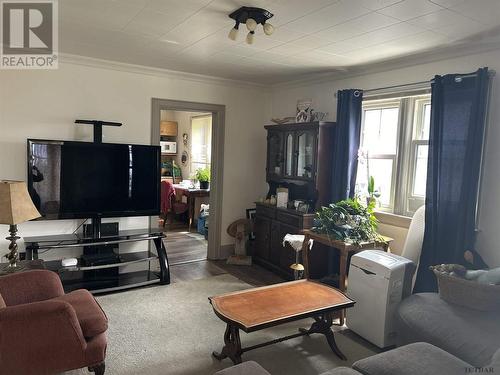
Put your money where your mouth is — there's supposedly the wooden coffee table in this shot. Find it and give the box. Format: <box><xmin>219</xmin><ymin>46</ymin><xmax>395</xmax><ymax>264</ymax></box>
<box><xmin>209</xmin><ymin>279</ymin><xmax>355</xmax><ymax>364</ymax></box>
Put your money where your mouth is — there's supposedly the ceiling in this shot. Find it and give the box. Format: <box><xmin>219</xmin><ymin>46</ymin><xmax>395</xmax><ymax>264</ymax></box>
<box><xmin>60</xmin><ymin>0</ymin><xmax>500</xmax><ymax>84</ymax></box>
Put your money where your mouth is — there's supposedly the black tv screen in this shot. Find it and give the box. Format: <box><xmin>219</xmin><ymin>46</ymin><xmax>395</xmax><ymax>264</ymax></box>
<box><xmin>27</xmin><ymin>139</ymin><xmax>161</xmax><ymax>219</ymax></box>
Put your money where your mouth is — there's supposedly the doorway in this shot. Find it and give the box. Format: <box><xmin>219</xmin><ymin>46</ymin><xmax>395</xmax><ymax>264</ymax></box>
<box><xmin>151</xmin><ymin>99</ymin><xmax>225</xmax><ymax>261</ymax></box>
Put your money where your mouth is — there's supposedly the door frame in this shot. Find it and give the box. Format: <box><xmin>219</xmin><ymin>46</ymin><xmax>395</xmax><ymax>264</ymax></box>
<box><xmin>151</xmin><ymin>98</ymin><xmax>225</xmax><ymax>260</ymax></box>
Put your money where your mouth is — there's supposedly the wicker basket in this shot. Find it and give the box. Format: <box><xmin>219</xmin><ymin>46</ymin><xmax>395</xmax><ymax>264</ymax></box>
<box><xmin>431</xmin><ymin>265</ymin><xmax>500</xmax><ymax>312</ymax></box>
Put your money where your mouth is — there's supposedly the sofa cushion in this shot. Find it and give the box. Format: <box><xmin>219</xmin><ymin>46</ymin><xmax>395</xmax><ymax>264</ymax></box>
<box><xmin>396</xmin><ymin>293</ymin><xmax>500</xmax><ymax>367</ymax></box>
<box><xmin>55</xmin><ymin>289</ymin><xmax>108</xmax><ymax>338</ymax></box>
<box><xmin>353</xmin><ymin>342</ymin><xmax>469</xmax><ymax>375</ymax></box>
<box><xmin>214</xmin><ymin>361</ymin><xmax>270</xmax><ymax>375</ymax></box>
<box><xmin>490</xmin><ymin>348</ymin><xmax>500</xmax><ymax>369</ymax></box>
<box><xmin>320</xmin><ymin>367</ymin><xmax>361</xmax><ymax>375</ymax></box>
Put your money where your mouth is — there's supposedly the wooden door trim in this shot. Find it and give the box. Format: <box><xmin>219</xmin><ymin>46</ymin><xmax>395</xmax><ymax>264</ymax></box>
<box><xmin>151</xmin><ymin>98</ymin><xmax>225</xmax><ymax>260</ymax></box>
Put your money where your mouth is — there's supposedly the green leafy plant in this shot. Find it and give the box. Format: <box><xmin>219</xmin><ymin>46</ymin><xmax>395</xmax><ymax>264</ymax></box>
<box><xmin>195</xmin><ymin>168</ymin><xmax>210</xmax><ymax>182</ymax></box>
<box><xmin>313</xmin><ymin>198</ymin><xmax>380</xmax><ymax>245</ymax></box>
<box><xmin>366</xmin><ymin>175</ymin><xmax>381</xmax><ymax>212</ymax></box>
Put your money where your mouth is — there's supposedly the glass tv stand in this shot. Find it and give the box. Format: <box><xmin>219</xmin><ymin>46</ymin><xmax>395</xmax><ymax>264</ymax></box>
<box><xmin>23</xmin><ymin>228</ymin><xmax>170</xmax><ymax>294</ymax></box>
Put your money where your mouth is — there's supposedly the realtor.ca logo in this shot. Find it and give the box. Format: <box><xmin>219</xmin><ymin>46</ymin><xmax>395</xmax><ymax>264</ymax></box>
<box><xmin>1</xmin><ymin>0</ymin><xmax>58</xmax><ymax>69</ymax></box>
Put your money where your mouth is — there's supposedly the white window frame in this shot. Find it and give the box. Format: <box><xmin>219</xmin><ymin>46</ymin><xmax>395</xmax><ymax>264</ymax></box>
<box><xmin>406</xmin><ymin>98</ymin><xmax>431</xmax><ymax>213</ymax></box>
<box><xmin>360</xmin><ymin>93</ymin><xmax>431</xmax><ymax>217</ymax></box>
<box><xmin>190</xmin><ymin>114</ymin><xmax>212</xmax><ymax>173</ymax></box>
<box><xmin>360</xmin><ymin>99</ymin><xmax>401</xmax><ymax>211</ymax></box>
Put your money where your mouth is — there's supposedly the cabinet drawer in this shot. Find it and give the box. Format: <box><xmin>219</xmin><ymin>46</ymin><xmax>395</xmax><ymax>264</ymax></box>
<box><xmin>276</xmin><ymin>211</ymin><xmax>302</xmax><ymax>228</ymax></box>
<box><xmin>160</xmin><ymin>121</ymin><xmax>178</xmax><ymax>136</ymax></box>
<box><xmin>254</xmin><ymin>216</ymin><xmax>271</xmax><ymax>261</ymax></box>
<box><xmin>256</xmin><ymin>205</ymin><xmax>276</xmax><ymax>219</ymax></box>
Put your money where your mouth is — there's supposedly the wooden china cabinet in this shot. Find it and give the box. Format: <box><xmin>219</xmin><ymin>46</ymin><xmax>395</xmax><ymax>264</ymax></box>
<box><xmin>253</xmin><ymin>121</ymin><xmax>335</xmax><ymax>279</ymax></box>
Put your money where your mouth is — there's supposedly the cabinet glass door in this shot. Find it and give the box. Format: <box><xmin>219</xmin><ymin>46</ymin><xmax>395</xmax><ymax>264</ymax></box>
<box><xmin>267</xmin><ymin>131</ymin><xmax>284</xmax><ymax>179</ymax></box>
<box><xmin>296</xmin><ymin>131</ymin><xmax>315</xmax><ymax>179</ymax></box>
<box><xmin>284</xmin><ymin>133</ymin><xmax>294</xmax><ymax>177</ymax></box>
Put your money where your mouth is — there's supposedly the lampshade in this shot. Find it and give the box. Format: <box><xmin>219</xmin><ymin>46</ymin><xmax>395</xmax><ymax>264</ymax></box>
<box><xmin>0</xmin><ymin>181</ymin><xmax>40</xmax><ymax>225</ymax></box>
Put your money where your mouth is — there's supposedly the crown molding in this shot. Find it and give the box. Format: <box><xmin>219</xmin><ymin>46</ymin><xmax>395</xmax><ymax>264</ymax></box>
<box><xmin>271</xmin><ymin>40</ymin><xmax>500</xmax><ymax>90</ymax></box>
<box><xmin>59</xmin><ymin>53</ymin><xmax>271</xmax><ymax>91</ymax></box>
<box><xmin>57</xmin><ymin>37</ymin><xmax>500</xmax><ymax>93</ymax></box>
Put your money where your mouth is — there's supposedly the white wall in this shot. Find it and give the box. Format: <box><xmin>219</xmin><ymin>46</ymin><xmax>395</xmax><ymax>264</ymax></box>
<box><xmin>271</xmin><ymin>48</ymin><xmax>500</xmax><ymax>267</ymax></box>
<box><xmin>0</xmin><ymin>57</ymin><xmax>270</xmax><ymax>260</ymax></box>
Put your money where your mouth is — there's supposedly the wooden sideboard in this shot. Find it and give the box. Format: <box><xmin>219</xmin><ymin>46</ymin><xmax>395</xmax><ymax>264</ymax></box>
<box><xmin>253</xmin><ymin>203</ymin><xmax>328</xmax><ymax>279</ymax></box>
<box><xmin>253</xmin><ymin>121</ymin><xmax>335</xmax><ymax>279</ymax></box>
<box><xmin>265</xmin><ymin>121</ymin><xmax>335</xmax><ymax>208</ymax></box>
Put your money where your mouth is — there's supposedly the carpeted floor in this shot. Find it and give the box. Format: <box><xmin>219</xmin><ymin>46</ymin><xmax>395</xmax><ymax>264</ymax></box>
<box><xmin>67</xmin><ymin>274</ymin><xmax>377</xmax><ymax>375</ymax></box>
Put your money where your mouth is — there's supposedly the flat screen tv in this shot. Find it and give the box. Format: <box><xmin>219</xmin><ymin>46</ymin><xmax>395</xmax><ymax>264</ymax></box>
<box><xmin>27</xmin><ymin>139</ymin><xmax>161</xmax><ymax>220</ymax></box>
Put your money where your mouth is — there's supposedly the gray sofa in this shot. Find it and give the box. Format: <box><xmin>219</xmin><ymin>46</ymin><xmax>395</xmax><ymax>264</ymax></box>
<box><xmin>327</xmin><ymin>342</ymin><xmax>475</xmax><ymax>375</ymax></box>
<box><xmin>215</xmin><ymin>342</ymin><xmax>490</xmax><ymax>375</ymax></box>
<box><xmin>396</xmin><ymin>292</ymin><xmax>500</xmax><ymax>367</ymax></box>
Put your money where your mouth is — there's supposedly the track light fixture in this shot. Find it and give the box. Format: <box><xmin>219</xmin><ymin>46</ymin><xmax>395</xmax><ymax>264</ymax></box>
<box><xmin>228</xmin><ymin>6</ymin><xmax>274</xmax><ymax>44</ymax></box>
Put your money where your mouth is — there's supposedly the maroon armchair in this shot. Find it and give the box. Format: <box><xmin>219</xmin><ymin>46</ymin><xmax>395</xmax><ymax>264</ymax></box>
<box><xmin>0</xmin><ymin>270</ymin><xmax>108</xmax><ymax>375</ymax></box>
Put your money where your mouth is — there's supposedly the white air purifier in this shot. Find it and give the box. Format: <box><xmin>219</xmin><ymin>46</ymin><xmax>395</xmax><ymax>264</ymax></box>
<box><xmin>346</xmin><ymin>250</ymin><xmax>416</xmax><ymax>348</ymax></box>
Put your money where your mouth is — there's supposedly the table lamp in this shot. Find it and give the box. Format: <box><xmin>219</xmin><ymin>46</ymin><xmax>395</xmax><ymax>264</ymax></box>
<box><xmin>0</xmin><ymin>181</ymin><xmax>41</xmax><ymax>272</ymax></box>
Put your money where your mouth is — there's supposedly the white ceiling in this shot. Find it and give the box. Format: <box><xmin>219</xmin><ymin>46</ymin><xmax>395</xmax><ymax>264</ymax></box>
<box><xmin>60</xmin><ymin>0</ymin><xmax>500</xmax><ymax>84</ymax></box>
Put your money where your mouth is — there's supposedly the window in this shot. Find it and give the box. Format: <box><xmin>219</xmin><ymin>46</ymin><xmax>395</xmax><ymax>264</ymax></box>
<box><xmin>190</xmin><ymin>115</ymin><xmax>212</xmax><ymax>173</ymax></box>
<box><xmin>356</xmin><ymin>93</ymin><xmax>431</xmax><ymax>216</ymax></box>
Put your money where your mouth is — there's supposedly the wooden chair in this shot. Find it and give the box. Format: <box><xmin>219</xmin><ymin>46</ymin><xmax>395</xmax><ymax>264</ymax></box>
<box><xmin>160</xmin><ymin>180</ymin><xmax>188</xmax><ymax>228</ymax></box>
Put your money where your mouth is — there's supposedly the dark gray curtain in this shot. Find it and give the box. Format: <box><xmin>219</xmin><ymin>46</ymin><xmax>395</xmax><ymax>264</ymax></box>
<box><xmin>331</xmin><ymin>89</ymin><xmax>363</xmax><ymax>202</ymax></box>
<box><xmin>414</xmin><ymin>67</ymin><xmax>490</xmax><ymax>292</ymax></box>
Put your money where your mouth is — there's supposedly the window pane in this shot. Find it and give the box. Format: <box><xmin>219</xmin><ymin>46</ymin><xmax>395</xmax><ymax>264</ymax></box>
<box><xmin>368</xmin><ymin>158</ymin><xmax>394</xmax><ymax>207</ymax></box>
<box><xmin>191</xmin><ymin>162</ymin><xmax>210</xmax><ymax>172</ymax></box>
<box><xmin>191</xmin><ymin>116</ymin><xmax>212</xmax><ymax>173</ymax></box>
<box><xmin>413</xmin><ymin>145</ymin><xmax>428</xmax><ymax>196</ymax></box>
<box><xmin>362</xmin><ymin>107</ymin><xmax>399</xmax><ymax>154</ymax></box>
<box><xmin>422</xmin><ymin>104</ymin><xmax>431</xmax><ymax>139</ymax></box>
<box><xmin>414</xmin><ymin>102</ymin><xmax>431</xmax><ymax>141</ymax></box>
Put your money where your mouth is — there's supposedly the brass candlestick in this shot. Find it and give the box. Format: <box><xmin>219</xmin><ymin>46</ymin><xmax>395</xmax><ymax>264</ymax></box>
<box><xmin>5</xmin><ymin>224</ymin><xmax>20</xmax><ymax>270</ymax></box>
<box><xmin>0</xmin><ymin>181</ymin><xmax>41</xmax><ymax>274</ymax></box>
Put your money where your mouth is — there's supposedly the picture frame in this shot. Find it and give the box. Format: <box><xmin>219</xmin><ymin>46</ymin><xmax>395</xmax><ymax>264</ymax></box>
<box><xmin>246</xmin><ymin>208</ymin><xmax>256</xmax><ymax>240</ymax></box>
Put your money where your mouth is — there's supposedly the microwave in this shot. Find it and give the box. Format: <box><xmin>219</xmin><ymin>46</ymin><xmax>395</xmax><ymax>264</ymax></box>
<box><xmin>160</xmin><ymin>141</ymin><xmax>177</xmax><ymax>154</ymax></box>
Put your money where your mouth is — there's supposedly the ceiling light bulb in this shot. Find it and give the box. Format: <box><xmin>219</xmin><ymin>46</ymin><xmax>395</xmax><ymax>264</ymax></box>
<box><xmin>228</xmin><ymin>26</ymin><xmax>239</xmax><ymax>41</ymax></box>
<box><xmin>246</xmin><ymin>31</ymin><xmax>255</xmax><ymax>45</ymax></box>
<box><xmin>263</xmin><ymin>22</ymin><xmax>274</xmax><ymax>36</ymax></box>
<box><xmin>246</xmin><ymin>18</ymin><xmax>257</xmax><ymax>32</ymax></box>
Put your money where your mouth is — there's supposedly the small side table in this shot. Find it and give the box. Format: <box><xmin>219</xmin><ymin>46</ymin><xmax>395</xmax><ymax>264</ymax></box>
<box><xmin>173</xmin><ymin>185</ymin><xmax>210</xmax><ymax>231</ymax></box>
<box><xmin>0</xmin><ymin>259</ymin><xmax>45</xmax><ymax>275</ymax></box>
<box><xmin>300</xmin><ymin>230</ymin><xmax>393</xmax><ymax>325</ymax></box>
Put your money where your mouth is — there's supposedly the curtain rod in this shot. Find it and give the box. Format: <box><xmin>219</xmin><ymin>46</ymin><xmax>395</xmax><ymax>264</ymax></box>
<box><xmin>334</xmin><ymin>70</ymin><xmax>496</xmax><ymax>98</ymax></box>
<box><xmin>363</xmin><ymin>80</ymin><xmax>429</xmax><ymax>95</ymax></box>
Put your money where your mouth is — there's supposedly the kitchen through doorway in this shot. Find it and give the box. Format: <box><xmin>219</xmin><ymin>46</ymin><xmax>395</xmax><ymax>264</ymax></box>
<box><xmin>158</xmin><ymin>110</ymin><xmax>212</xmax><ymax>264</ymax></box>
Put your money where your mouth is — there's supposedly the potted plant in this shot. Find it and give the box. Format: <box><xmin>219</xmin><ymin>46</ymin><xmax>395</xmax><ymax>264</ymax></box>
<box><xmin>367</xmin><ymin>176</ymin><xmax>381</xmax><ymax>210</ymax></box>
<box><xmin>312</xmin><ymin>198</ymin><xmax>380</xmax><ymax>245</ymax></box>
<box><xmin>196</xmin><ymin>167</ymin><xmax>210</xmax><ymax>190</ymax></box>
